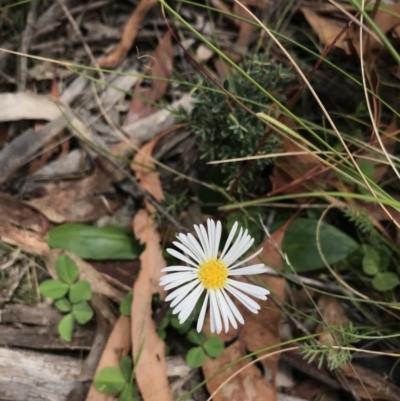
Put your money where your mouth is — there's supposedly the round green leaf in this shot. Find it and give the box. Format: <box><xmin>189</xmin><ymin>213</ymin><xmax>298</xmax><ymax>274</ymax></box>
<box><xmin>55</xmin><ymin>255</ymin><xmax>79</xmax><ymax>284</ymax></box>
<box><xmin>203</xmin><ymin>336</ymin><xmax>224</xmax><ymax>358</ymax></box>
<box><xmin>282</xmin><ymin>218</ymin><xmax>359</xmax><ymax>272</ymax></box>
<box><xmin>58</xmin><ymin>313</ymin><xmax>75</xmax><ymax>342</ymax></box>
<box><xmin>362</xmin><ymin>245</ymin><xmax>380</xmax><ymax>276</ymax></box>
<box><xmin>72</xmin><ymin>301</ymin><xmax>94</xmax><ymax>324</ymax></box>
<box><xmin>119</xmin><ymin>383</ymin><xmax>139</xmax><ymax>401</ymax></box>
<box><xmin>69</xmin><ymin>280</ymin><xmax>92</xmax><ymax>303</ymax></box>
<box><xmin>94</xmin><ymin>367</ymin><xmax>126</xmax><ymax>394</ymax></box>
<box><xmin>157</xmin><ymin>328</ymin><xmax>166</xmax><ymax>340</ymax></box>
<box><xmin>39</xmin><ymin>279</ymin><xmax>69</xmax><ymax>299</ymax></box>
<box><xmin>187</xmin><ymin>329</ymin><xmax>206</xmax><ymax>345</ymax></box>
<box><xmin>119</xmin><ymin>355</ymin><xmax>132</xmax><ymax>382</ymax></box>
<box><xmin>186</xmin><ymin>347</ymin><xmax>206</xmax><ymax>368</ymax></box>
<box><xmin>372</xmin><ymin>272</ymin><xmax>400</xmax><ymax>292</ymax></box>
<box><xmin>47</xmin><ymin>223</ymin><xmax>144</xmax><ymax>260</ymax></box>
<box><xmin>55</xmin><ymin>297</ymin><xmax>72</xmax><ymax>312</ymax></box>
<box><xmin>158</xmin><ymin>314</ymin><xmax>170</xmax><ymax>330</ymax></box>
<box><xmin>119</xmin><ymin>291</ymin><xmax>133</xmax><ymax>316</ymax></box>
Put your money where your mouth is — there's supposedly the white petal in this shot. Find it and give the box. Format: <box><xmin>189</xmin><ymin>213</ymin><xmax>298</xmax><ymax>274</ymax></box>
<box><xmin>173</xmin><ymin>282</ymin><xmax>203</xmax><ymax>315</ymax></box>
<box><xmin>210</xmin><ymin>291</ymin><xmax>222</xmax><ymax>334</ymax></box>
<box><xmin>221</xmin><ymin>227</ymin><xmax>245</xmax><ymax>265</ymax></box>
<box><xmin>220</xmin><ymin>221</ymin><xmax>238</xmax><ymax>259</ymax></box>
<box><xmin>221</xmin><ymin>288</ymin><xmax>244</xmax><ymax>324</ymax></box>
<box><xmin>167</xmin><ymin>280</ymin><xmax>200</xmax><ymax>306</ymax></box>
<box><xmin>164</xmin><ymin>275</ymin><xmax>196</xmax><ymax>291</ymax></box>
<box><xmin>178</xmin><ymin>284</ymin><xmax>204</xmax><ymax>323</ymax></box>
<box><xmin>161</xmin><ymin>266</ymin><xmax>197</xmax><ymax>273</ymax></box>
<box><xmin>225</xmin><ymin>284</ymin><xmax>260</xmax><ymax>313</ymax></box>
<box><xmin>209</xmin><ymin>293</ymin><xmax>216</xmax><ymax>333</ymax></box>
<box><xmin>223</xmin><ymin>236</ymin><xmax>254</xmax><ymax>267</ymax></box>
<box><xmin>167</xmin><ymin>248</ymin><xmax>198</xmax><ymax>267</ymax></box>
<box><xmin>178</xmin><ymin>233</ymin><xmax>206</xmax><ymax>262</ymax></box>
<box><xmin>227</xmin><ymin>278</ymin><xmax>269</xmax><ymax>299</ymax></box>
<box><xmin>173</xmin><ymin>241</ymin><xmax>201</xmax><ymax>264</ymax></box>
<box><xmin>214</xmin><ymin>221</ymin><xmax>222</xmax><ymax>259</ymax></box>
<box><xmin>160</xmin><ymin>272</ymin><xmax>196</xmax><ymax>285</ymax></box>
<box><xmin>207</xmin><ymin>219</ymin><xmax>215</xmax><ymax>258</ymax></box>
<box><xmin>229</xmin><ymin>248</ymin><xmax>263</xmax><ymax>269</ymax></box>
<box><xmin>200</xmin><ymin>223</ymin><xmax>212</xmax><ymax>259</ymax></box>
<box><xmin>194</xmin><ymin>224</ymin><xmax>209</xmax><ymax>260</ymax></box>
<box><xmin>227</xmin><ymin>265</ymin><xmax>268</xmax><ymax>276</ymax></box>
<box><xmin>216</xmin><ymin>289</ymin><xmax>236</xmax><ymax>332</ymax></box>
<box><xmin>197</xmin><ymin>291</ymin><xmax>209</xmax><ymax>332</ymax></box>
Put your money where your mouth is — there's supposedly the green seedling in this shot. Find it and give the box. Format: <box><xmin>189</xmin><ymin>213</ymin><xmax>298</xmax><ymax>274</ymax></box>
<box><xmin>39</xmin><ymin>255</ymin><xmax>94</xmax><ymax>342</ymax></box>
<box><xmin>94</xmin><ymin>355</ymin><xmax>139</xmax><ymax>401</ymax></box>
<box><xmin>185</xmin><ymin>329</ymin><xmax>225</xmax><ymax>368</ymax></box>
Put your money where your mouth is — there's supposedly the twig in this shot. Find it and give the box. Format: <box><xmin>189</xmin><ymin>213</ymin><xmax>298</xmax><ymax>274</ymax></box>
<box><xmin>18</xmin><ymin>0</ymin><xmax>38</xmax><ymax>91</ymax></box>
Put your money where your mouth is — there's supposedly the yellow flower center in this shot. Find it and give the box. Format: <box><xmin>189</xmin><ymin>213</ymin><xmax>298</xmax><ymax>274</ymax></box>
<box><xmin>198</xmin><ymin>259</ymin><xmax>228</xmax><ymax>290</ymax></box>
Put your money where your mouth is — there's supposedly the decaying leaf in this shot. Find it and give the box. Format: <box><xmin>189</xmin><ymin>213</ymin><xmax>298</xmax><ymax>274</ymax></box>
<box><xmin>301</xmin><ymin>7</ymin><xmax>351</xmax><ymax>54</ymax></box>
<box><xmin>85</xmin><ymin>315</ymin><xmax>131</xmax><ymax>401</ymax></box>
<box><xmin>131</xmin><ymin>209</ymin><xmax>172</xmax><ymax>401</ymax></box>
<box><xmin>125</xmin><ymin>31</ymin><xmax>174</xmax><ymax>126</ymax></box>
<box><xmin>202</xmin><ymin>341</ymin><xmax>273</xmax><ymax>401</ymax></box>
<box><xmin>131</xmin><ymin>133</ymin><xmax>165</xmax><ymax>206</ymax></box>
<box><xmin>25</xmin><ymin>165</ymin><xmax>121</xmax><ymax>223</ymax></box>
<box><xmin>99</xmin><ymin>0</ymin><xmax>158</xmax><ymax>68</ymax></box>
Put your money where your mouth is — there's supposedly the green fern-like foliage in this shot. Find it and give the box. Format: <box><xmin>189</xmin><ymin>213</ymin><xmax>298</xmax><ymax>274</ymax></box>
<box><xmin>189</xmin><ymin>56</ymin><xmax>293</xmax><ymax>190</ymax></box>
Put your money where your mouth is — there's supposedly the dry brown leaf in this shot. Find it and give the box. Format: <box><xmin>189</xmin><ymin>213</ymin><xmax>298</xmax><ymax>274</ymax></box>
<box><xmin>203</xmin><ymin>340</ymin><xmax>272</xmax><ymax>401</ymax></box>
<box><xmin>0</xmin><ymin>220</ymin><xmax>49</xmax><ymax>255</ymax></box>
<box><xmin>45</xmin><ymin>249</ymin><xmax>125</xmax><ymax>303</ymax></box>
<box><xmin>85</xmin><ymin>315</ymin><xmax>131</xmax><ymax>401</ymax></box>
<box><xmin>124</xmin><ymin>31</ymin><xmax>174</xmax><ymax>125</ymax></box>
<box><xmin>131</xmin><ymin>209</ymin><xmax>172</xmax><ymax>401</ymax></box>
<box><xmin>131</xmin><ymin>134</ymin><xmax>165</xmax><ymax>206</ymax></box>
<box><xmin>25</xmin><ymin>165</ymin><xmax>120</xmax><ymax>223</ymax></box>
<box><xmin>373</xmin><ymin>4</ymin><xmax>400</xmax><ymax>46</ymax></box>
<box><xmin>99</xmin><ymin>0</ymin><xmax>158</xmax><ymax>69</ymax></box>
<box><xmin>238</xmin><ymin>219</ymin><xmax>290</xmax><ymax>401</ymax></box>
<box><xmin>301</xmin><ymin>7</ymin><xmax>351</xmax><ymax>54</ymax></box>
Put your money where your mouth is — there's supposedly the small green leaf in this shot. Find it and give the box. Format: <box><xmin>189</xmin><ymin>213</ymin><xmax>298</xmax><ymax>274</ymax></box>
<box><xmin>372</xmin><ymin>272</ymin><xmax>400</xmax><ymax>292</ymax></box>
<box><xmin>94</xmin><ymin>367</ymin><xmax>126</xmax><ymax>394</ymax></box>
<box><xmin>157</xmin><ymin>328</ymin><xmax>166</xmax><ymax>340</ymax></box>
<box><xmin>119</xmin><ymin>355</ymin><xmax>132</xmax><ymax>383</ymax></box>
<box><xmin>362</xmin><ymin>245</ymin><xmax>380</xmax><ymax>276</ymax></box>
<box><xmin>203</xmin><ymin>337</ymin><xmax>224</xmax><ymax>358</ymax></box>
<box><xmin>187</xmin><ymin>329</ymin><xmax>206</xmax><ymax>345</ymax></box>
<box><xmin>47</xmin><ymin>223</ymin><xmax>144</xmax><ymax>260</ymax></box>
<box><xmin>119</xmin><ymin>383</ymin><xmax>139</xmax><ymax>401</ymax></box>
<box><xmin>158</xmin><ymin>314</ymin><xmax>170</xmax><ymax>330</ymax></box>
<box><xmin>55</xmin><ymin>297</ymin><xmax>72</xmax><ymax>312</ymax></box>
<box><xmin>69</xmin><ymin>280</ymin><xmax>92</xmax><ymax>303</ymax></box>
<box><xmin>39</xmin><ymin>279</ymin><xmax>69</xmax><ymax>299</ymax></box>
<box><xmin>55</xmin><ymin>255</ymin><xmax>79</xmax><ymax>284</ymax></box>
<box><xmin>282</xmin><ymin>218</ymin><xmax>359</xmax><ymax>272</ymax></box>
<box><xmin>120</xmin><ymin>291</ymin><xmax>133</xmax><ymax>316</ymax></box>
<box><xmin>171</xmin><ymin>315</ymin><xmax>191</xmax><ymax>334</ymax></box>
<box><xmin>72</xmin><ymin>301</ymin><xmax>94</xmax><ymax>324</ymax></box>
<box><xmin>186</xmin><ymin>347</ymin><xmax>206</xmax><ymax>368</ymax></box>
<box><xmin>58</xmin><ymin>313</ymin><xmax>75</xmax><ymax>342</ymax></box>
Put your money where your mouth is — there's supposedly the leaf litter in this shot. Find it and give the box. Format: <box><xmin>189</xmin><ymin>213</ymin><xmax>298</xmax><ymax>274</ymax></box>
<box><xmin>1</xmin><ymin>1</ymin><xmax>400</xmax><ymax>401</ymax></box>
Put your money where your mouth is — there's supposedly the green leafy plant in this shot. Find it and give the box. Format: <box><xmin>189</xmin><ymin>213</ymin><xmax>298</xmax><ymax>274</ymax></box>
<box><xmin>185</xmin><ymin>329</ymin><xmax>225</xmax><ymax>368</ymax></box>
<box><xmin>94</xmin><ymin>355</ymin><xmax>139</xmax><ymax>401</ymax></box>
<box><xmin>39</xmin><ymin>255</ymin><xmax>94</xmax><ymax>342</ymax></box>
<box><xmin>47</xmin><ymin>224</ymin><xmax>144</xmax><ymax>260</ymax></box>
<box><xmin>188</xmin><ymin>55</ymin><xmax>292</xmax><ymax>190</ymax></box>
<box><xmin>120</xmin><ymin>291</ymin><xmax>133</xmax><ymax>316</ymax></box>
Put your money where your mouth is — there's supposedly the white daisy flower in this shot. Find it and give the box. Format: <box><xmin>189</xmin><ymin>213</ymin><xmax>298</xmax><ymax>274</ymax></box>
<box><xmin>160</xmin><ymin>219</ymin><xmax>270</xmax><ymax>334</ymax></box>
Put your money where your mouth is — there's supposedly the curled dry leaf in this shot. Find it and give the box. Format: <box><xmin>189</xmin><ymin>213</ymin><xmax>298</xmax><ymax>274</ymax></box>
<box><xmin>124</xmin><ymin>31</ymin><xmax>174</xmax><ymax>126</ymax></box>
<box><xmin>301</xmin><ymin>7</ymin><xmax>351</xmax><ymax>54</ymax></box>
<box><xmin>25</xmin><ymin>165</ymin><xmax>120</xmax><ymax>223</ymax></box>
<box><xmin>202</xmin><ymin>341</ymin><xmax>273</xmax><ymax>401</ymax></box>
<box><xmin>99</xmin><ymin>0</ymin><xmax>158</xmax><ymax>69</ymax></box>
<box><xmin>85</xmin><ymin>315</ymin><xmax>131</xmax><ymax>401</ymax></box>
<box><xmin>131</xmin><ymin>209</ymin><xmax>172</xmax><ymax>401</ymax></box>
<box><xmin>0</xmin><ymin>193</ymin><xmax>50</xmax><ymax>255</ymax></box>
